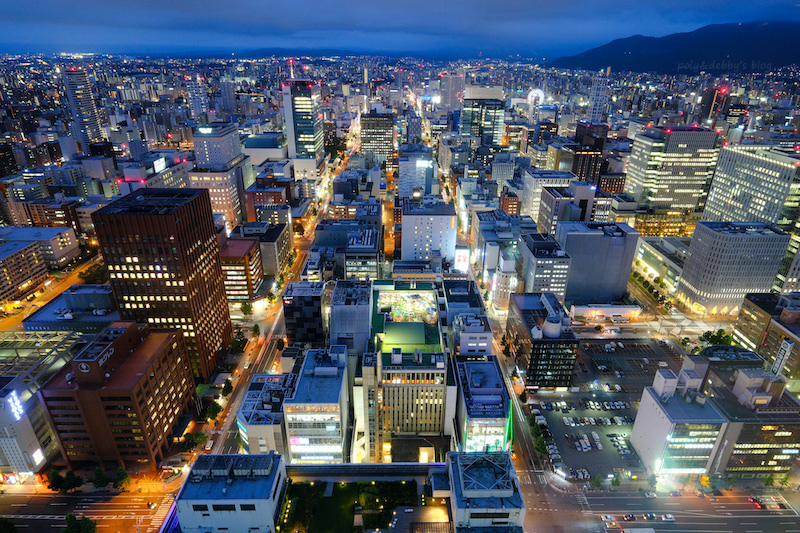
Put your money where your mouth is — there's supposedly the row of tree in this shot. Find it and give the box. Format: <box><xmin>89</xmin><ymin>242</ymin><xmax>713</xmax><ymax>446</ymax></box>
<box><xmin>48</xmin><ymin>467</ymin><xmax>131</xmax><ymax>492</ymax></box>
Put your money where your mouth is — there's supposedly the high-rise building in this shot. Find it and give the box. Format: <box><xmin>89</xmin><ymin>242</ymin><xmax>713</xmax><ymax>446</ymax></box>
<box><xmin>506</xmin><ymin>293</ymin><xmax>578</xmax><ymax>390</ymax></box>
<box><xmin>699</xmin><ymin>86</ymin><xmax>731</xmax><ymax>123</ymax></box>
<box><xmin>625</xmin><ymin>125</ymin><xmax>719</xmax><ymax>213</ymax></box>
<box><xmin>186</xmin><ymin>75</ymin><xmax>209</xmax><ymax>120</ymax></box>
<box><xmin>586</xmin><ymin>72</ymin><xmax>609</xmax><ymax>124</ymax></box>
<box><xmin>460</xmin><ymin>98</ymin><xmax>505</xmax><ymax>146</ymax></box>
<box><xmin>360</xmin><ymin>110</ymin><xmax>394</xmax><ymax>164</ymax></box>
<box><xmin>400</xmin><ymin>198</ymin><xmax>457</xmax><ymax>262</ymax></box>
<box><xmin>440</xmin><ymin>73</ymin><xmax>465</xmax><ymax>108</ymax></box>
<box><xmin>281</xmin><ymin>80</ymin><xmax>324</xmax><ymax>164</ymax></box>
<box><xmin>517</xmin><ymin>234</ymin><xmax>571</xmax><ymax>301</ymax></box>
<box><xmin>282</xmin><ymin>281</ymin><xmax>325</xmax><ymax>345</ymax></box>
<box><xmin>676</xmin><ymin>222</ymin><xmax>789</xmax><ymax>316</ymax></box>
<box><xmin>555</xmin><ymin>222</ymin><xmax>638</xmax><ymax>304</ymax></box>
<box><xmin>520</xmin><ymin>169</ymin><xmax>575</xmax><ymax>221</ymax></box>
<box><xmin>40</xmin><ymin>322</ymin><xmax>194</xmax><ymax>470</ymax></box>
<box><xmin>455</xmin><ymin>356</ymin><xmax>511</xmax><ymax>453</ymax></box>
<box><xmin>0</xmin><ymin>143</ymin><xmax>18</xmax><ymax>178</ymax></box>
<box><xmin>537</xmin><ymin>181</ymin><xmax>612</xmax><ymax>235</ymax></box>
<box><xmin>703</xmin><ymin>145</ymin><xmax>800</xmax><ymax>292</ymax></box>
<box><xmin>93</xmin><ymin>189</ymin><xmax>232</xmax><ymax>380</ymax></box>
<box><xmin>63</xmin><ymin>68</ymin><xmax>104</xmax><ymax>152</ymax></box>
<box><xmin>397</xmin><ymin>144</ymin><xmax>434</xmax><ymax>198</ymax></box>
<box><xmin>193</xmin><ymin>122</ymin><xmax>241</xmax><ymax>171</ymax></box>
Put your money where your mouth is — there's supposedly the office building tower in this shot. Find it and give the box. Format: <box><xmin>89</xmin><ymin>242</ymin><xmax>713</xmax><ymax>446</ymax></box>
<box><xmin>93</xmin><ymin>189</ymin><xmax>232</xmax><ymax>380</ymax></box>
<box><xmin>186</xmin><ymin>75</ymin><xmax>209</xmax><ymax>120</ymax></box>
<box><xmin>546</xmin><ymin>144</ymin><xmax>603</xmax><ymax>183</ymax></box>
<box><xmin>0</xmin><ymin>241</ymin><xmax>48</xmax><ymax>303</ymax></box>
<box><xmin>699</xmin><ymin>86</ymin><xmax>731</xmax><ymax>123</ymax></box>
<box><xmin>587</xmin><ymin>72</ymin><xmax>608</xmax><ymax>124</ymax></box>
<box><xmin>520</xmin><ymin>169</ymin><xmax>575</xmax><ymax>221</ymax></box>
<box><xmin>40</xmin><ymin>322</ymin><xmax>194</xmax><ymax>470</ymax></box>
<box><xmin>506</xmin><ymin>293</ymin><xmax>578</xmax><ymax>390</ymax></box>
<box><xmin>456</xmin><ymin>357</ymin><xmax>511</xmax><ymax>453</ymax></box>
<box><xmin>460</xmin><ymin>98</ymin><xmax>505</xmax><ymax>146</ymax></box>
<box><xmin>400</xmin><ymin>198</ymin><xmax>457</xmax><ymax>262</ymax></box>
<box><xmin>625</xmin><ymin>125</ymin><xmax>719</xmax><ymax>212</ymax></box>
<box><xmin>703</xmin><ymin>145</ymin><xmax>800</xmax><ymax>292</ymax></box>
<box><xmin>281</xmin><ymin>80</ymin><xmax>324</xmax><ymax>164</ymax></box>
<box><xmin>0</xmin><ymin>331</ymin><xmax>86</xmax><ymax>476</ymax></box>
<box><xmin>555</xmin><ymin>222</ymin><xmax>639</xmax><ymax>304</ymax></box>
<box><xmin>517</xmin><ymin>234</ymin><xmax>571</xmax><ymax>301</ymax></box>
<box><xmin>397</xmin><ymin>144</ymin><xmax>434</xmax><ymax>198</ymax></box>
<box><xmin>176</xmin><ymin>453</ymin><xmax>287</xmax><ymax>533</ymax></box>
<box><xmin>191</xmin><ymin>122</ymin><xmax>254</xmax><ymax>232</ymax></box>
<box><xmin>219</xmin><ymin>238</ymin><xmax>264</xmax><ymax>301</ymax></box>
<box><xmin>360</xmin><ymin>110</ymin><xmax>394</xmax><ymax>164</ymax></box>
<box><xmin>440</xmin><ymin>73</ymin><xmax>465</xmax><ymax>108</ymax></box>
<box><xmin>0</xmin><ymin>143</ymin><xmax>17</xmax><ymax>178</ymax></box>
<box><xmin>537</xmin><ymin>181</ymin><xmax>612</xmax><ymax>235</ymax></box>
<box><xmin>676</xmin><ymin>222</ymin><xmax>789</xmax><ymax>316</ymax></box>
<box><xmin>284</xmin><ymin>347</ymin><xmax>348</xmax><ymax>464</ymax></box>
<box><xmin>282</xmin><ymin>281</ymin><xmax>325</xmax><ymax>345</ymax></box>
<box><xmin>63</xmin><ymin>68</ymin><xmax>104</xmax><ymax>152</ymax></box>
<box><xmin>329</xmin><ymin>280</ymin><xmax>372</xmax><ymax>355</ymax></box>
<box><xmin>451</xmin><ymin>314</ymin><xmax>493</xmax><ymax>359</ymax></box>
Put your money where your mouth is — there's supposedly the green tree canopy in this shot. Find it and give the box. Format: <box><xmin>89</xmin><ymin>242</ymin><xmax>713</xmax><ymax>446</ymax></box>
<box><xmin>240</xmin><ymin>302</ymin><xmax>253</xmax><ymax>317</ymax></box>
<box><xmin>0</xmin><ymin>517</ymin><xmax>17</xmax><ymax>533</ymax></box>
<box><xmin>91</xmin><ymin>467</ymin><xmax>108</xmax><ymax>490</ymax></box>
<box><xmin>205</xmin><ymin>401</ymin><xmax>222</xmax><ymax>421</ymax></box>
<box><xmin>113</xmin><ymin>468</ymin><xmax>131</xmax><ymax>491</ymax></box>
<box><xmin>222</xmin><ymin>379</ymin><xmax>233</xmax><ymax>397</ymax></box>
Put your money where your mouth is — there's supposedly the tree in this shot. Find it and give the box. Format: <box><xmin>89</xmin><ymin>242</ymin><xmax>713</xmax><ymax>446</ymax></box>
<box><xmin>780</xmin><ymin>472</ymin><xmax>791</xmax><ymax>489</ymax></box>
<box><xmin>594</xmin><ymin>325</ymin><xmax>604</xmax><ymax>332</ymax></box>
<box><xmin>294</xmin><ymin>223</ymin><xmax>305</xmax><ymax>237</ymax></box>
<box><xmin>113</xmin><ymin>468</ymin><xmax>131</xmax><ymax>491</ymax></box>
<box><xmin>701</xmin><ymin>329</ymin><xmax>732</xmax><ymax>346</ymax></box>
<box><xmin>534</xmin><ymin>436</ymin><xmax>547</xmax><ymax>456</ymax></box>
<box><xmin>764</xmin><ymin>473</ymin><xmax>775</xmax><ymax>487</ymax></box>
<box><xmin>501</xmin><ymin>334</ymin><xmax>507</xmax><ymax>346</ymax></box>
<box><xmin>48</xmin><ymin>469</ymin><xmax>64</xmax><ymax>492</ymax></box>
<box><xmin>276</xmin><ymin>338</ymin><xmax>285</xmax><ymax>351</ymax></box>
<box><xmin>192</xmin><ymin>432</ymin><xmax>208</xmax><ymax>447</ymax></box>
<box><xmin>222</xmin><ymin>379</ymin><xmax>233</xmax><ymax>397</ymax></box>
<box><xmin>251</xmin><ymin>324</ymin><xmax>260</xmax><ymax>338</ymax></box>
<box><xmin>205</xmin><ymin>401</ymin><xmax>222</xmax><ymax>421</ymax></box>
<box><xmin>0</xmin><ymin>517</ymin><xmax>17</xmax><ymax>533</ymax></box>
<box><xmin>91</xmin><ymin>467</ymin><xmax>108</xmax><ymax>490</ymax></box>
<box><xmin>483</xmin><ymin>290</ymin><xmax>489</xmax><ymax>301</ymax></box>
<box><xmin>654</xmin><ymin>277</ymin><xmax>662</xmax><ymax>285</ymax></box>
<box><xmin>700</xmin><ymin>474</ymin><xmax>710</xmax><ymax>489</ymax></box>
<box><xmin>519</xmin><ymin>390</ymin><xmax>527</xmax><ymax>404</ymax></box>
<box><xmin>240</xmin><ymin>302</ymin><xmax>253</xmax><ymax>318</ymax></box>
<box><xmin>64</xmin><ymin>514</ymin><xmax>96</xmax><ymax>533</ymax></box>
<box><xmin>181</xmin><ymin>432</ymin><xmax>197</xmax><ymax>452</ymax></box>
<box><xmin>591</xmin><ymin>476</ymin><xmax>602</xmax><ymax>489</ymax></box>
<box><xmin>529</xmin><ymin>424</ymin><xmax>541</xmax><ymax>440</ymax></box>
<box><xmin>611</xmin><ymin>475</ymin><xmax>621</xmax><ymax>487</ymax></box>
<box><xmin>503</xmin><ymin>344</ymin><xmax>511</xmax><ymax>358</ymax></box>
<box><xmin>63</xmin><ymin>470</ymin><xmax>82</xmax><ymax>492</ymax></box>
<box><xmin>728</xmin><ymin>473</ymin><xmax>739</xmax><ymax>488</ymax></box>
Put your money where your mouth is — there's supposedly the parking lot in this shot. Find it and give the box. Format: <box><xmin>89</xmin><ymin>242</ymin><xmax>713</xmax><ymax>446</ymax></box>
<box><xmin>531</xmin><ymin>338</ymin><xmax>685</xmax><ymax>483</ymax></box>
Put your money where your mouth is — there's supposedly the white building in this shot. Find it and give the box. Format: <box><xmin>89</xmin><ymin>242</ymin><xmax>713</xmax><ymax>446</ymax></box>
<box><xmin>400</xmin><ymin>198</ymin><xmax>457</xmax><ymax>262</ymax></box>
<box><xmin>283</xmin><ymin>347</ymin><xmax>349</xmax><ymax>464</ymax></box>
<box><xmin>236</xmin><ymin>374</ymin><xmax>295</xmax><ymax>457</ymax></box>
<box><xmin>0</xmin><ymin>226</ymin><xmax>80</xmax><ymax>269</ymax></box>
<box><xmin>456</xmin><ymin>357</ymin><xmax>511</xmax><ymax>453</ymax></box>
<box><xmin>677</xmin><ymin>222</ymin><xmax>790</xmax><ymax>316</ymax></box>
<box><xmin>176</xmin><ymin>453</ymin><xmax>286</xmax><ymax>533</ymax></box>
<box><xmin>397</xmin><ymin>144</ymin><xmax>435</xmax><ymax>198</ymax></box>
<box><xmin>451</xmin><ymin>314</ymin><xmax>493</xmax><ymax>359</ymax></box>
<box><xmin>517</xmin><ymin>234</ymin><xmax>570</xmax><ymax>301</ymax></box>
<box><xmin>520</xmin><ymin>169</ymin><xmax>575</xmax><ymax>221</ymax></box>
<box><xmin>193</xmin><ymin>122</ymin><xmax>241</xmax><ymax>171</ymax></box>
<box><xmin>63</xmin><ymin>68</ymin><xmax>104</xmax><ymax>152</ymax></box>
<box><xmin>538</xmin><ymin>181</ymin><xmax>612</xmax><ymax>235</ymax></box>
<box><xmin>703</xmin><ymin>145</ymin><xmax>800</xmax><ymax>292</ymax></box>
<box><xmin>625</xmin><ymin>125</ymin><xmax>719</xmax><ymax>211</ymax></box>
<box><xmin>442</xmin><ymin>452</ymin><xmax>526</xmax><ymax>531</ymax></box>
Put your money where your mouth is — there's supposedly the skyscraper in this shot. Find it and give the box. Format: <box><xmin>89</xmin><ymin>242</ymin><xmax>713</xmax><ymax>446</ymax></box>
<box><xmin>440</xmin><ymin>73</ymin><xmax>465</xmax><ymax>108</ymax></box>
<box><xmin>625</xmin><ymin>125</ymin><xmax>719</xmax><ymax>213</ymax></box>
<box><xmin>62</xmin><ymin>68</ymin><xmax>104</xmax><ymax>152</ymax></box>
<box><xmin>93</xmin><ymin>189</ymin><xmax>232</xmax><ymax>380</ymax></box>
<box><xmin>460</xmin><ymin>97</ymin><xmax>505</xmax><ymax>146</ymax></box>
<box><xmin>703</xmin><ymin>145</ymin><xmax>800</xmax><ymax>292</ymax></box>
<box><xmin>586</xmin><ymin>72</ymin><xmax>608</xmax><ymax>124</ymax></box>
<box><xmin>360</xmin><ymin>110</ymin><xmax>394</xmax><ymax>164</ymax></box>
<box><xmin>186</xmin><ymin>75</ymin><xmax>209</xmax><ymax>119</ymax></box>
<box><xmin>282</xmin><ymin>80</ymin><xmax>324</xmax><ymax>164</ymax></box>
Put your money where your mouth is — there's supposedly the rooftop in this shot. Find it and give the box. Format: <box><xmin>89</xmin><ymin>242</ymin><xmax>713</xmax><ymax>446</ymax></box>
<box><xmin>448</xmin><ymin>452</ymin><xmax>524</xmax><ymax>511</ymax></box>
<box><xmin>331</xmin><ymin>280</ymin><xmax>371</xmax><ymax>306</ymax></box>
<box><xmin>283</xmin><ymin>281</ymin><xmax>324</xmax><ymax>299</ymax></box>
<box><xmin>0</xmin><ymin>240</ymin><xmax>36</xmax><ymax>261</ymax></box>
<box><xmin>220</xmin><ymin>238</ymin><xmax>259</xmax><ymax>259</ymax></box>
<box><xmin>95</xmin><ymin>188</ymin><xmax>206</xmax><ymax>216</ymax></box>
<box><xmin>237</xmin><ymin>374</ymin><xmax>296</xmax><ymax>426</ymax></box>
<box><xmin>178</xmin><ymin>453</ymin><xmax>283</xmax><ymax>501</ymax></box>
<box><xmin>457</xmin><ymin>357</ymin><xmax>509</xmax><ymax>419</ymax></box>
<box><xmin>698</xmin><ymin>221</ymin><xmax>787</xmax><ymax>237</ymax></box>
<box><xmin>699</xmin><ymin>345</ymin><xmax>764</xmax><ymax>364</ymax></box>
<box><xmin>643</xmin><ymin>386</ymin><xmax>725</xmax><ymax>424</ymax></box>
<box><xmin>285</xmin><ymin>349</ymin><xmax>346</xmax><ymax>405</ymax></box>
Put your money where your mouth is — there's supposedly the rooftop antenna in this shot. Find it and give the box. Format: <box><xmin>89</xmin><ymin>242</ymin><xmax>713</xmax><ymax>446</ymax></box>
<box><xmin>289</xmin><ymin>58</ymin><xmax>295</xmax><ymax>79</ymax></box>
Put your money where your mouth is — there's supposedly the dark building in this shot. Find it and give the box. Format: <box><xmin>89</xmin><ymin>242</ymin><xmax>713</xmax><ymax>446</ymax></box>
<box><xmin>92</xmin><ymin>188</ymin><xmax>232</xmax><ymax>380</ymax></box>
<box><xmin>597</xmin><ymin>172</ymin><xmax>626</xmax><ymax>194</ymax></box>
<box><xmin>40</xmin><ymin>322</ymin><xmax>194</xmax><ymax>471</ymax></box>
<box><xmin>575</xmin><ymin>122</ymin><xmax>609</xmax><ymax>150</ymax></box>
<box><xmin>360</xmin><ymin>110</ymin><xmax>394</xmax><ymax>164</ymax></box>
<box><xmin>700</xmin><ymin>87</ymin><xmax>731</xmax><ymax>122</ymax></box>
<box><xmin>0</xmin><ymin>143</ymin><xmax>17</xmax><ymax>178</ymax></box>
<box><xmin>282</xmin><ymin>281</ymin><xmax>325</xmax><ymax>345</ymax></box>
<box><xmin>506</xmin><ymin>293</ymin><xmax>578</xmax><ymax>389</ymax></box>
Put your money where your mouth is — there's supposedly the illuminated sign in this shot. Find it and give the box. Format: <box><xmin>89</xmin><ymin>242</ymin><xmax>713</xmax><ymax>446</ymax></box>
<box><xmin>32</xmin><ymin>449</ymin><xmax>43</xmax><ymax>466</ymax></box>
<box><xmin>8</xmin><ymin>391</ymin><xmax>23</xmax><ymax>421</ymax></box>
<box><xmin>289</xmin><ymin>437</ymin><xmax>309</xmax><ymax>445</ymax></box>
<box><xmin>415</xmin><ymin>160</ymin><xmax>432</xmax><ymax>169</ymax></box>
<box><xmin>454</xmin><ymin>248</ymin><xmax>469</xmax><ymax>273</ymax></box>
<box><xmin>152</xmin><ymin>157</ymin><xmax>167</xmax><ymax>174</ymax></box>
<box><xmin>197</xmin><ymin>127</ymin><xmax>212</xmax><ymax>134</ymax></box>
<box><xmin>782</xmin><ymin>449</ymin><xmax>799</xmax><ymax>454</ymax></box>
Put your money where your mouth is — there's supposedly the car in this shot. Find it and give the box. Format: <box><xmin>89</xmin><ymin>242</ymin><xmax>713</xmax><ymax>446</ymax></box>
<box><xmin>661</xmin><ymin>514</ymin><xmax>675</xmax><ymax>522</ymax></box>
<box><xmin>669</xmin><ymin>491</ymin><xmax>681</xmax><ymax>497</ymax></box>
<box><xmin>644</xmin><ymin>513</ymin><xmax>657</xmax><ymax>521</ymax></box>
<box><xmin>778</xmin><ymin>502</ymin><xmax>787</xmax><ymax>509</ymax></box>
<box><xmin>623</xmin><ymin>514</ymin><xmax>636</xmax><ymax>521</ymax></box>
<box><xmin>754</xmin><ymin>501</ymin><xmax>764</xmax><ymax>509</ymax></box>
<box><xmin>600</xmin><ymin>515</ymin><xmax>615</xmax><ymax>522</ymax></box>
<box><xmin>644</xmin><ymin>492</ymin><xmax>657</xmax><ymax>499</ymax></box>
<box><xmin>405</xmin><ymin>508</ymin><xmax>414</xmax><ymax>513</ymax></box>
<box><xmin>747</xmin><ymin>496</ymin><xmax>758</xmax><ymax>502</ymax></box>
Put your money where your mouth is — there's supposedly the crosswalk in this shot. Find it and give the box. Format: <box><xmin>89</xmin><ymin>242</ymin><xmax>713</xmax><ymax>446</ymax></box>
<box><xmin>575</xmin><ymin>493</ymin><xmax>592</xmax><ymax>514</ymax></box>
<box><xmin>517</xmin><ymin>470</ymin><xmax>546</xmax><ymax>486</ymax></box>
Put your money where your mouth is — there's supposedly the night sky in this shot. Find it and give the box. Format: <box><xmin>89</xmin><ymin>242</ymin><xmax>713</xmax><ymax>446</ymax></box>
<box><xmin>2</xmin><ymin>0</ymin><xmax>799</xmax><ymax>58</ymax></box>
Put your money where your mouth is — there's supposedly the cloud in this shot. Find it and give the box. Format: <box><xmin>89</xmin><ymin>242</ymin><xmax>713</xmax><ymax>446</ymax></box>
<box><xmin>1</xmin><ymin>0</ymin><xmax>798</xmax><ymax>56</ymax></box>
